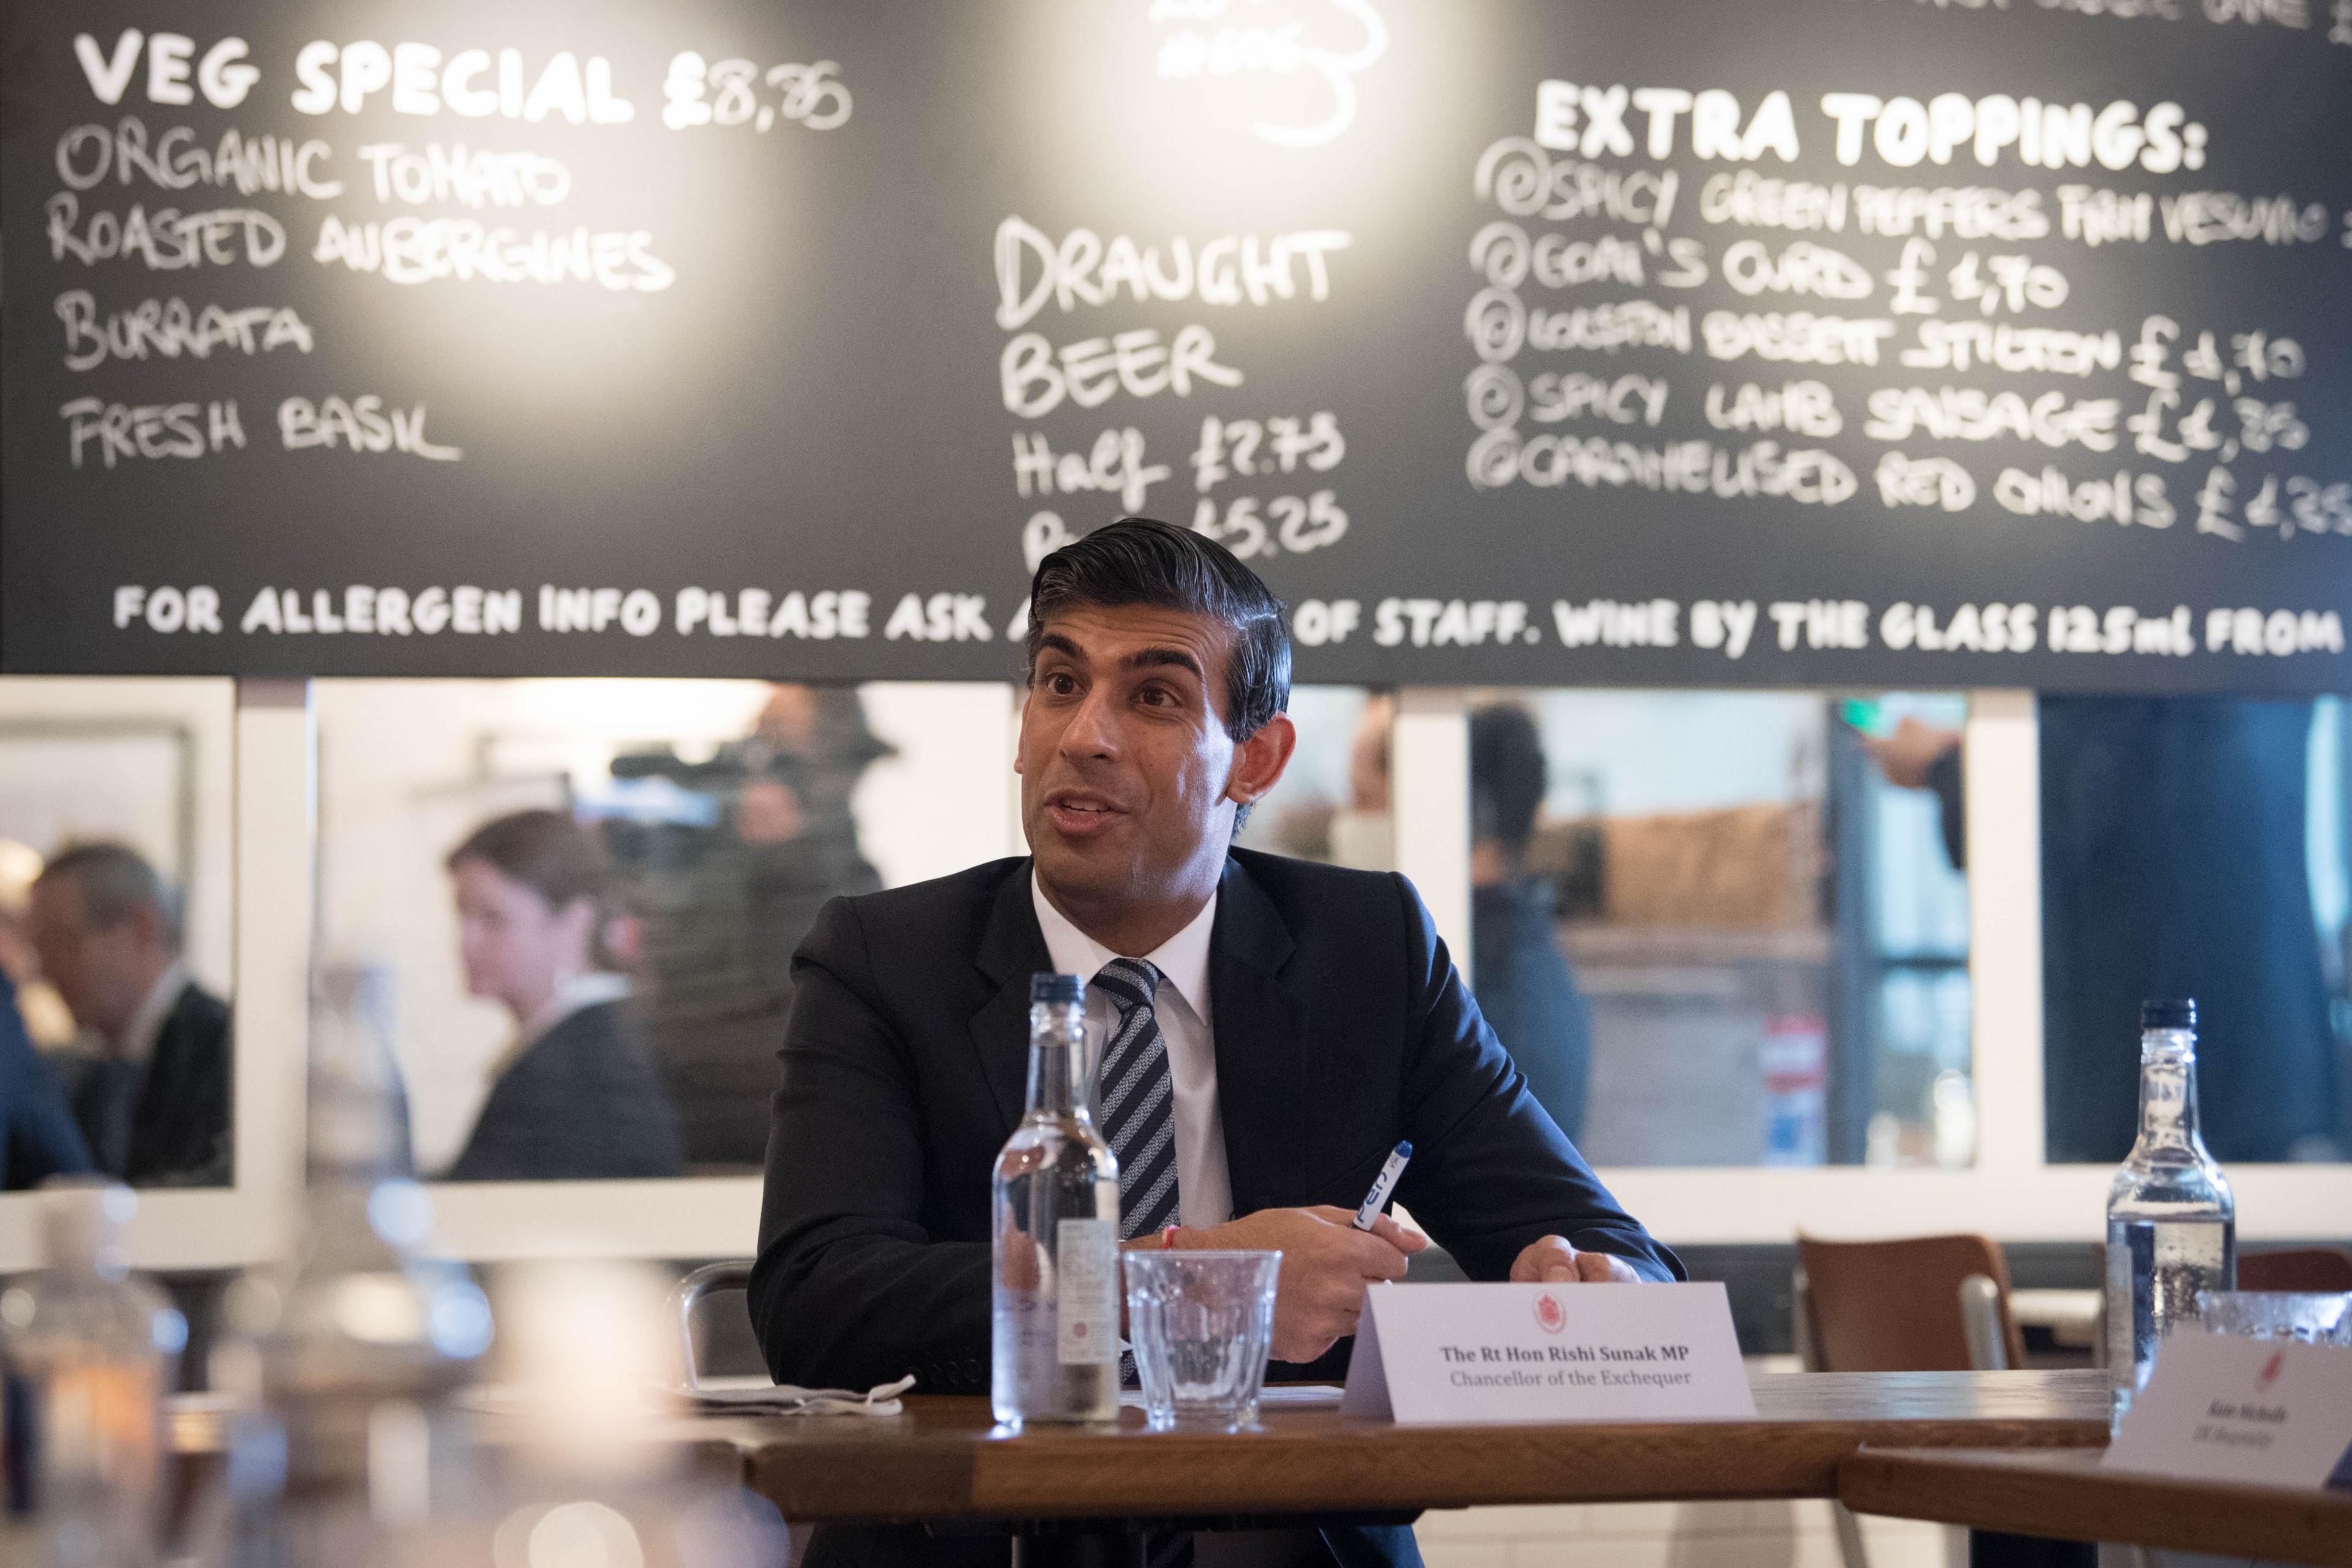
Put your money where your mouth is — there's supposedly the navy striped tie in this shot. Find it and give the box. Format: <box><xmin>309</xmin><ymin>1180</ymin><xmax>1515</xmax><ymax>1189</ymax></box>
<box><xmin>1091</xmin><ymin>957</ymin><xmax>1180</xmax><ymax>1240</ymax></box>
<box><xmin>1095</xmin><ymin>960</ymin><xmax>1197</xmax><ymax>1568</ymax></box>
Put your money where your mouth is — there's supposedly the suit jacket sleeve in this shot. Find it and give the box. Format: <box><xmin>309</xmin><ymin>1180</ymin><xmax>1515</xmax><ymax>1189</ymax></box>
<box><xmin>1385</xmin><ymin>875</ymin><xmax>1683</xmax><ymax>1284</ymax></box>
<box><xmin>749</xmin><ymin>897</ymin><xmax>992</xmax><ymax>1393</ymax></box>
<box><xmin>2</xmin><ymin>978</ymin><xmax>94</xmax><ymax>1191</ymax></box>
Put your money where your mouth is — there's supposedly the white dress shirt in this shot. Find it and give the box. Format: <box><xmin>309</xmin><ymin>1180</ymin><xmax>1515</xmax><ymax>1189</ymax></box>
<box><xmin>1030</xmin><ymin>872</ymin><xmax>1235</xmax><ymax>1231</ymax></box>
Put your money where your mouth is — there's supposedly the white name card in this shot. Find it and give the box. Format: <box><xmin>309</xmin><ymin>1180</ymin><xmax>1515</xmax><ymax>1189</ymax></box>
<box><xmin>2103</xmin><ymin>1333</ymin><xmax>2352</xmax><ymax>1491</ymax></box>
<box><xmin>1338</xmin><ymin>1281</ymin><xmax>1757</xmax><ymax>1425</ymax></box>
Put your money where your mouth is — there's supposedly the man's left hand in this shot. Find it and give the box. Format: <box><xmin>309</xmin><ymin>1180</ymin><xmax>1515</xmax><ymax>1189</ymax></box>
<box><xmin>1510</xmin><ymin>1236</ymin><xmax>1641</xmax><ymax>1284</ymax></box>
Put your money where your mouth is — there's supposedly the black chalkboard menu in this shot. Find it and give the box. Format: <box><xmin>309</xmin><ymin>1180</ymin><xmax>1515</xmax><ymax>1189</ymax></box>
<box><xmin>6</xmin><ymin>0</ymin><xmax>2351</xmax><ymax>689</ymax></box>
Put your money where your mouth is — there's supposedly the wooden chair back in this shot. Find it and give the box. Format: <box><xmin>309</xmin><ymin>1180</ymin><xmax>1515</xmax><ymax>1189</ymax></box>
<box><xmin>2236</xmin><ymin>1247</ymin><xmax>2352</xmax><ymax>1293</ymax></box>
<box><xmin>1796</xmin><ymin>1233</ymin><xmax>2026</xmax><ymax>1372</ymax></box>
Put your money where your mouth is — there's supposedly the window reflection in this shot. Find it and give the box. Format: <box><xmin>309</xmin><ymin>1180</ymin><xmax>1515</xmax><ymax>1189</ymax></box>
<box><xmin>605</xmin><ymin>688</ymin><xmax>894</xmax><ymax>1169</ymax></box>
<box><xmin>1466</xmin><ymin>689</ymin><xmax>1970</xmax><ymax>1169</ymax></box>
<box><xmin>2039</xmin><ymin>695</ymin><xmax>2347</xmax><ymax>1164</ymax></box>
<box><xmin>0</xmin><ymin>678</ymin><xmax>235</xmax><ymax>1190</ymax></box>
<box><xmin>1233</xmin><ymin>687</ymin><xmax>1389</xmax><ymax>869</ymax></box>
<box><xmin>315</xmin><ymin>679</ymin><xmax>1013</xmax><ymax>1178</ymax></box>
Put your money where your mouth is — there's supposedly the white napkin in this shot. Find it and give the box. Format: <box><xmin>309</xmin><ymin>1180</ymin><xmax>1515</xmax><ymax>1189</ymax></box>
<box><xmin>671</xmin><ymin>1372</ymin><xmax>918</xmax><ymax>1415</ymax></box>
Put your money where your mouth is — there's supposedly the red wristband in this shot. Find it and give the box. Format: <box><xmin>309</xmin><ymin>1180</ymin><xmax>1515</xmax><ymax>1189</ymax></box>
<box><xmin>1160</xmin><ymin>1223</ymin><xmax>1181</xmax><ymax>1250</ymax></box>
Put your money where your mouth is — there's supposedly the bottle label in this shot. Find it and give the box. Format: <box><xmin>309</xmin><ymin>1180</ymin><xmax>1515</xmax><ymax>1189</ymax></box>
<box><xmin>1055</xmin><ymin>1218</ymin><xmax>1118</xmax><ymax>1366</ymax></box>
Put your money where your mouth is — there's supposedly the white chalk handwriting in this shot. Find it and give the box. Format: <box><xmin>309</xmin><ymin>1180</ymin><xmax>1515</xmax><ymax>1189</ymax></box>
<box><xmin>45</xmin><ymin>193</ymin><xmax>284</xmax><ymax>269</ymax></box>
<box><xmin>312</xmin><ymin>216</ymin><xmax>673</xmax><ymax>291</ymax></box>
<box><xmin>1000</xmin><ymin>327</ymin><xmax>1242</xmax><ymax>417</ymax></box>
<box><xmin>996</xmin><ymin>218</ymin><xmax>1350</xmax><ymax>329</ymax></box>
<box><xmin>56</xmin><ymin>117</ymin><xmax>339</xmax><ymax>198</ymax></box>
<box><xmin>1150</xmin><ymin>0</ymin><xmax>1387</xmax><ymax>148</ymax></box>
<box><xmin>356</xmin><ymin>143</ymin><xmax>571</xmax><ymax>208</ymax></box>
<box><xmin>1191</xmin><ymin>413</ymin><xmax>1344</xmax><ymax>489</ymax></box>
<box><xmin>662</xmin><ymin>54</ymin><xmax>850</xmax><ymax>132</ymax></box>
<box><xmin>55</xmin><ymin>290</ymin><xmax>314</xmax><ymax>371</ymax></box>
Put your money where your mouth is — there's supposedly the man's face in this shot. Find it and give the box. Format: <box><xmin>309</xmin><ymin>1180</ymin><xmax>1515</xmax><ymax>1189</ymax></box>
<box><xmin>26</xmin><ymin>877</ymin><xmax>151</xmax><ymax>1039</ymax></box>
<box><xmin>1018</xmin><ymin>603</ymin><xmax>1250</xmax><ymax>915</ymax></box>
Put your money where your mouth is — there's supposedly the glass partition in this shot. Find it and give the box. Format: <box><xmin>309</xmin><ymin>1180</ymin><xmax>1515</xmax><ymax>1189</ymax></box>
<box><xmin>0</xmin><ymin>677</ymin><xmax>236</xmax><ymax>1189</ymax></box>
<box><xmin>1460</xmin><ymin>689</ymin><xmax>1970</xmax><ymax>1169</ymax></box>
<box><xmin>2040</xmin><ymin>695</ymin><xmax>2350</xmax><ymax>1164</ymax></box>
<box><xmin>314</xmin><ymin>679</ymin><xmax>1016</xmax><ymax>1179</ymax></box>
<box><xmin>1233</xmin><ymin>686</ymin><xmax>1391</xmax><ymax>870</ymax></box>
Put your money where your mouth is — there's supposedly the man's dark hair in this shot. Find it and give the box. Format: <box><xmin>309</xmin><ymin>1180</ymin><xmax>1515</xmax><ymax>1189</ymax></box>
<box><xmin>1025</xmin><ymin>518</ymin><xmax>1291</xmax><ymax>742</ymax></box>
<box><xmin>37</xmin><ymin>841</ymin><xmax>183</xmax><ymax>946</ymax></box>
<box><xmin>1470</xmin><ymin>704</ymin><xmax>1548</xmax><ymax>855</ymax></box>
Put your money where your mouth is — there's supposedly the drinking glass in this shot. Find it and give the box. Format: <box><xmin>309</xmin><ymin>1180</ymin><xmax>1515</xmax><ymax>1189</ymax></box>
<box><xmin>1121</xmin><ymin>1251</ymin><xmax>1281</xmax><ymax>1432</ymax></box>
<box><xmin>2196</xmin><ymin>1290</ymin><xmax>2352</xmax><ymax>1346</ymax></box>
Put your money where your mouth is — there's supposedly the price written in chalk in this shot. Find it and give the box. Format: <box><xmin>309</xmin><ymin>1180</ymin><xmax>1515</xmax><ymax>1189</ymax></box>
<box><xmin>661</xmin><ymin>53</ymin><xmax>850</xmax><ymax>132</ymax></box>
<box><xmin>1191</xmin><ymin>491</ymin><xmax>1349</xmax><ymax>560</ymax></box>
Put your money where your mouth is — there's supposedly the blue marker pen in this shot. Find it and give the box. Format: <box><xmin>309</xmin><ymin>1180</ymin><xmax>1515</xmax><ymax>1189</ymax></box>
<box><xmin>1352</xmin><ymin>1141</ymin><xmax>1413</xmax><ymax>1230</ymax></box>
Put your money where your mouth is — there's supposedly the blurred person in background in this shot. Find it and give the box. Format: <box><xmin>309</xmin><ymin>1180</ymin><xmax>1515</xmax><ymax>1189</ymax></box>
<box><xmin>1</xmin><ymin>970</ymin><xmax>92</xmax><ymax>1188</ymax></box>
<box><xmin>609</xmin><ymin>684</ymin><xmax>890</xmax><ymax>1167</ymax></box>
<box><xmin>0</xmin><ymin>839</ymin><xmax>78</xmax><ymax>1046</ymax></box>
<box><xmin>1470</xmin><ymin>704</ymin><xmax>1594</xmax><ymax>1143</ymax></box>
<box><xmin>1329</xmin><ymin>692</ymin><xmax>1398</xmax><ymax>871</ymax></box>
<box><xmin>733</xmin><ymin>685</ymin><xmax>893</xmax><ymax>1014</ymax></box>
<box><xmin>29</xmin><ymin>842</ymin><xmax>231</xmax><ymax>1186</ymax></box>
<box><xmin>1</xmin><ymin>839</ymin><xmax>101</xmax><ymax>1186</ymax></box>
<box><xmin>442</xmin><ymin>809</ymin><xmax>685</xmax><ymax>1181</ymax></box>
<box><xmin>1863</xmin><ymin>700</ymin><xmax>2342</xmax><ymax>1163</ymax></box>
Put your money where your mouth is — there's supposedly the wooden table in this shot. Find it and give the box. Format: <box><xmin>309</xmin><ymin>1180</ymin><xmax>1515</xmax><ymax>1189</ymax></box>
<box><xmin>737</xmin><ymin>1370</ymin><xmax>2109</xmax><ymax>1526</ymax></box>
<box><xmin>1842</xmin><ymin>1447</ymin><xmax>2352</xmax><ymax>1568</ymax></box>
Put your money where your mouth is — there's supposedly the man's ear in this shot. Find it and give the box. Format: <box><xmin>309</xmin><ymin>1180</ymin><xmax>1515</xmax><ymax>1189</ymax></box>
<box><xmin>1225</xmin><ymin>714</ymin><xmax>1298</xmax><ymax>809</ymax></box>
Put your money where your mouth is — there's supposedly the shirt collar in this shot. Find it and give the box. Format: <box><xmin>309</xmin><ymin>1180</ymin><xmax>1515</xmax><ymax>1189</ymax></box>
<box><xmin>116</xmin><ymin>959</ymin><xmax>189</xmax><ymax>1065</ymax></box>
<box><xmin>1029</xmin><ymin>867</ymin><xmax>1216</xmax><ymax>1023</ymax></box>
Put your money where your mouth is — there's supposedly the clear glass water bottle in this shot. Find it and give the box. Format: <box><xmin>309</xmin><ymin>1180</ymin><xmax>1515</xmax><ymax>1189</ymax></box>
<box><xmin>990</xmin><ymin>972</ymin><xmax>1120</xmax><ymax>1428</ymax></box>
<box><xmin>0</xmin><ymin>1180</ymin><xmax>186</xmax><ymax>1568</ymax></box>
<box><xmin>2105</xmin><ymin>998</ymin><xmax>2234</xmax><ymax>1426</ymax></box>
<box><xmin>219</xmin><ymin>965</ymin><xmax>493</xmax><ymax>1567</ymax></box>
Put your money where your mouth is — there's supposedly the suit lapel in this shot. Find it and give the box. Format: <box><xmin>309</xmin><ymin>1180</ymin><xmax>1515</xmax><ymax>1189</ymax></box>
<box><xmin>970</xmin><ymin>862</ymin><xmax>1052</xmax><ymax>1137</ymax></box>
<box><xmin>1209</xmin><ymin>856</ymin><xmax>1305</xmax><ymax>1216</ymax></box>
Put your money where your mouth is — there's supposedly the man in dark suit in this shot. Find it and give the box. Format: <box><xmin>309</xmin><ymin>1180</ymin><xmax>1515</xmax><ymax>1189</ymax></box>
<box><xmin>29</xmin><ymin>843</ymin><xmax>232</xmax><ymax>1187</ymax></box>
<box><xmin>1</xmin><ymin>970</ymin><xmax>94</xmax><ymax>1189</ymax></box>
<box><xmin>753</xmin><ymin>519</ymin><xmax>1678</xmax><ymax>1568</ymax></box>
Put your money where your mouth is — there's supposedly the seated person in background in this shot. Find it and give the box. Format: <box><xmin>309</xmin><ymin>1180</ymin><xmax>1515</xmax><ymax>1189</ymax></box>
<box><xmin>754</xmin><ymin>519</ymin><xmax>1677</xmax><ymax>1568</ymax></box>
<box><xmin>1</xmin><ymin>969</ymin><xmax>94</xmax><ymax>1190</ymax></box>
<box><xmin>441</xmin><ymin>809</ymin><xmax>685</xmax><ymax>1182</ymax></box>
<box><xmin>1469</xmin><ymin>704</ymin><xmax>1594</xmax><ymax>1144</ymax></box>
<box><xmin>1</xmin><ymin>838</ymin><xmax>80</xmax><ymax>1048</ymax></box>
<box><xmin>30</xmin><ymin>843</ymin><xmax>231</xmax><ymax>1186</ymax></box>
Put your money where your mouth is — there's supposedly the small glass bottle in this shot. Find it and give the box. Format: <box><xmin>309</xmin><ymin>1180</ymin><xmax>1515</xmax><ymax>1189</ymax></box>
<box><xmin>227</xmin><ymin>965</ymin><xmax>493</xmax><ymax>1566</ymax></box>
<box><xmin>0</xmin><ymin>1180</ymin><xmax>186</xmax><ymax>1568</ymax></box>
<box><xmin>990</xmin><ymin>972</ymin><xmax>1120</xmax><ymax>1428</ymax></box>
<box><xmin>2104</xmin><ymin>998</ymin><xmax>2235</xmax><ymax>1427</ymax></box>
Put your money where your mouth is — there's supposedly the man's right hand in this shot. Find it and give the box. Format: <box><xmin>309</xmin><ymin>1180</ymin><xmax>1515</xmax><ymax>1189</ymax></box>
<box><xmin>1179</xmin><ymin>1205</ymin><xmax>1426</xmax><ymax>1364</ymax></box>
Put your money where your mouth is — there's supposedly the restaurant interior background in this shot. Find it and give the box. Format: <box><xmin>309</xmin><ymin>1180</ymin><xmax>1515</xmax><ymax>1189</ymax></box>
<box><xmin>4</xmin><ymin>0</ymin><xmax>2351</xmax><ymax>1562</ymax></box>
<box><xmin>1</xmin><ymin>676</ymin><xmax>2343</xmax><ymax>1262</ymax></box>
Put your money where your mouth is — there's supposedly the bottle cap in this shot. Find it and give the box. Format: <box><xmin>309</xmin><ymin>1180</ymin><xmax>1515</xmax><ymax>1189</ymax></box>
<box><xmin>2140</xmin><ymin>998</ymin><xmax>2196</xmax><ymax>1031</ymax></box>
<box><xmin>1030</xmin><ymin>971</ymin><xmax>1084</xmax><ymax>1005</ymax></box>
